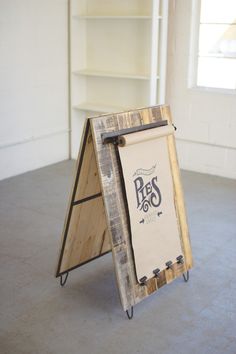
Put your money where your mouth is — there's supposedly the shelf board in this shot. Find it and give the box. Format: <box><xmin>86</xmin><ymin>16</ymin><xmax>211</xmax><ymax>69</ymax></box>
<box><xmin>73</xmin><ymin>102</ymin><xmax>128</xmax><ymax>113</ymax></box>
<box><xmin>72</xmin><ymin>69</ymin><xmax>159</xmax><ymax>81</ymax></box>
<box><xmin>73</xmin><ymin>15</ymin><xmax>162</xmax><ymax>20</ymax></box>
<box><xmin>198</xmin><ymin>53</ymin><xmax>236</xmax><ymax>59</ymax></box>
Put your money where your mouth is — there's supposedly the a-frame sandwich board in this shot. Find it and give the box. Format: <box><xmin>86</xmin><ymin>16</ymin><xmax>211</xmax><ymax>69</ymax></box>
<box><xmin>55</xmin><ymin>105</ymin><xmax>193</xmax><ymax>317</ymax></box>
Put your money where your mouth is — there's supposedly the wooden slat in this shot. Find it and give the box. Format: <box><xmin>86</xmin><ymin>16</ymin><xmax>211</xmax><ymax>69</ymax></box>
<box><xmin>161</xmin><ymin>105</ymin><xmax>193</xmax><ymax>270</ymax></box>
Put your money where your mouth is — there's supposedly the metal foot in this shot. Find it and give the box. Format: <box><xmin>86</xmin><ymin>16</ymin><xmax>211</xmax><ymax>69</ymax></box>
<box><xmin>183</xmin><ymin>270</ymin><xmax>189</xmax><ymax>282</ymax></box>
<box><xmin>60</xmin><ymin>272</ymin><xmax>69</xmax><ymax>287</ymax></box>
<box><xmin>126</xmin><ymin>306</ymin><xmax>134</xmax><ymax>320</ymax></box>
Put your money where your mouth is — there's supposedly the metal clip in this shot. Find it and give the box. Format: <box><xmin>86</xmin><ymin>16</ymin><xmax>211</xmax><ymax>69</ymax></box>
<box><xmin>153</xmin><ymin>268</ymin><xmax>161</xmax><ymax>278</ymax></box>
<box><xmin>139</xmin><ymin>276</ymin><xmax>148</xmax><ymax>286</ymax></box>
<box><xmin>176</xmin><ymin>255</ymin><xmax>184</xmax><ymax>264</ymax></box>
<box><xmin>165</xmin><ymin>261</ymin><xmax>173</xmax><ymax>270</ymax></box>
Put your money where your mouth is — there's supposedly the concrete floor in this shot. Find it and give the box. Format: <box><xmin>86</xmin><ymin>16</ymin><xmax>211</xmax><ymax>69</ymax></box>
<box><xmin>0</xmin><ymin>160</ymin><xmax>236</xmax><ymax>354</ymax></box>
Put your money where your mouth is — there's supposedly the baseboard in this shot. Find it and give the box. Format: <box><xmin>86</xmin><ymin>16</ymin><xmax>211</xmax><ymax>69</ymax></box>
<box><xmin>0</xmin><ymin>131</ymin><xmax>69</xmax><ymax>181</ymax></box>
<box><xmin>176</xmin><ymin>139</ymin><xmax>236</xmax><ymax>180</ymax></box>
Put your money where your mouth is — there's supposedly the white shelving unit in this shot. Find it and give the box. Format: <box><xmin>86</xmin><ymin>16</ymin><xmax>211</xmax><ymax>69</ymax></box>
<box><xmin>69</xmin><ymin>0</ymin><xmax>169</xmax><ymax>157</ymax></box>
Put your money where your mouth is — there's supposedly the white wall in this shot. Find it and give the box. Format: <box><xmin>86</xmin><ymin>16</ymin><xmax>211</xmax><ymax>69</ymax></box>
<box><xmin>0</xmin><ymin>0</ymin><xmax>69</xmax><ymax>180</ymax></box>
<box><xmin>166</xmin><ymin>0</ymin><xmax>236</xmax><ymax>179</ymax></box>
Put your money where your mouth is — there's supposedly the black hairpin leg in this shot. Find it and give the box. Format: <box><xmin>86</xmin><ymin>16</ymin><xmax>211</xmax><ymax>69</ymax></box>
<box><xmin>183</xmin><ymin>270</ymin><xmax>189</xmax><ymax>282</ymax></box>
<box><xmin>60</xmin><ymin>272</ymin><xmax>69</xmax><ymax>287</ymax></box>
<box><xmin>126</xmin><ymin>306</ymin><xmax>134</xmax><ymax>320</ymax></box>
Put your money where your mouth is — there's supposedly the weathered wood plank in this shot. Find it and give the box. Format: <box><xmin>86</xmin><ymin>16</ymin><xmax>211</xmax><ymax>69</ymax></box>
<box><xmin>90</xmin><ymin>115</ymin><xmax>136</xmax><ymax>309</ymax></box>
<box><xmin>161</xmin><ymin>105</ymin><xmax>193</xmax><ymax>270</ymax></box>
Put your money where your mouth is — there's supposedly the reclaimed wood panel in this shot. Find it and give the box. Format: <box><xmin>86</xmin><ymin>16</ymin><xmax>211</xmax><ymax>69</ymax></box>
<box><xmin>90</xmin><ymin>105</ymin><xmax>192</xmax><ymax>311</ymax></box>
<box><xmin>60</xmin><ymin>196</ymin><xmax>110</xmax><ymax>273</ymax></box>
<box><xmin>56</xmin><ymin>120</ymin><xmax>111</xmax><ymax>276</ymax></box>
<box><xmin>162</xmin><ymin>105</ymin><xmax>193</xmax><ymax>270</ymax></box>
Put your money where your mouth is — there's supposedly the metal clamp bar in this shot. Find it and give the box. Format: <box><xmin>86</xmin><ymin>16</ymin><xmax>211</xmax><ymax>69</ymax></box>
<box><xmin>101</xmin><ymin>120</ymin><xmax>168</xmax><ymax>145</ymax></box>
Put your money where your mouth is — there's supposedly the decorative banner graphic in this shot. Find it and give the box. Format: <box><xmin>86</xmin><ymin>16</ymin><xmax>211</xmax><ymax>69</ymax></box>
<box><xmin>118</xmin><ymin>125</ymin><xmax>183</xmax><ymax>282</ymax></box>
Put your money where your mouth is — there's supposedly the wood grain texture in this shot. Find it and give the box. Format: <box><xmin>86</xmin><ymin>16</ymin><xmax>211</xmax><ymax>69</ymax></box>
<box><xmin>56</xmin><ymin>120</ymin><xmax>111</xmax><ymax>276</ymax></box>
<box><xmin>56</xmin><ymin>105</ymin><xmax>192</xmax><ymax>311</ymax></box>
<box><xmin>60</xmin><ymin>196</ymin><xmax>110</xmax><ymax>273</ymax></box>
<box><xmin>90</xmin><ymin>105</ymin><xmax>193</xmax><ymax>311</ymax></box>
<box><xmin>161</xmin><ymin>105</ymin><xmax>193</xmax><ymax>270</ymax></box>
<box><xmin>74</xmin><ymin>127</ymin><xmax>101</xmax><ymax>201</ymax></box>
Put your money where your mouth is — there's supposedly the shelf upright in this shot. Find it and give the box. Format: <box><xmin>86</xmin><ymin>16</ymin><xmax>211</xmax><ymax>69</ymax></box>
<box><xmin>69</xmin><ymin>0</ymin><xmax>169</xmax><ymax>157</ymax></box>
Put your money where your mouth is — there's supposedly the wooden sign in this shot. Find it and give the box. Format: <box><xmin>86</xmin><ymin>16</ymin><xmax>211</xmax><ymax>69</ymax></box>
<box><xmin>55</xmin><ymin>105</ymin><xmax>193</xmax><ymax>319</ymax></box>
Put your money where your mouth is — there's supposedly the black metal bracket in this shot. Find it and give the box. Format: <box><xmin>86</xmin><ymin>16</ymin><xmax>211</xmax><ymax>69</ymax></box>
<box><xmin>176</xmin><ymin>255</ymin><xmax>184</xmax><ymax>264</ymax></box>
<box><xmin>165</xmin><ymin>260</ymin><xmax>173</xmax><ymax>270</ymax></box>
<box><xmin>176</xmin><ymin>255</ymin><xmax>189</xmax><ymax>281</ymax></box>
<box><xmin>60</xmin><ymin>272</ymin><xmax>69</xmax><ymax>287</ymax></box>
<box><xmin>139</xmin><ymin>276</ymin><xmax>148</xmax><ymax>286</ymax></box>
<box><xmin>153</xmin><ymin>268</ymin><xmax>161</xmax><ymax>278</ymax></box>
<box><xmin>183</xmin><ymin>270</ymin><xmax>189</xmax><ymax>282</ymax></box>
<box><xmin>172</xmin><ymin>124</ymin><xmax>177</xmax><ymax>131</ymax></box>
<box><xmin>126</xmin><ymin>306</ymin><xmax>134</xmax><ymax>320</ymax></box>
<box><xmin>102</xmin><ymin>120</ymin><xmax>168</xmax><ymax>145</ymax></box>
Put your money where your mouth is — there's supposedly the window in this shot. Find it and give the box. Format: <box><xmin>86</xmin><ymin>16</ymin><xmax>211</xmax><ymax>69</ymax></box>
<box><xmin>190</xmin><ymin>0</ymin><xmax>236</xmax><ymax>90</ymax></box>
